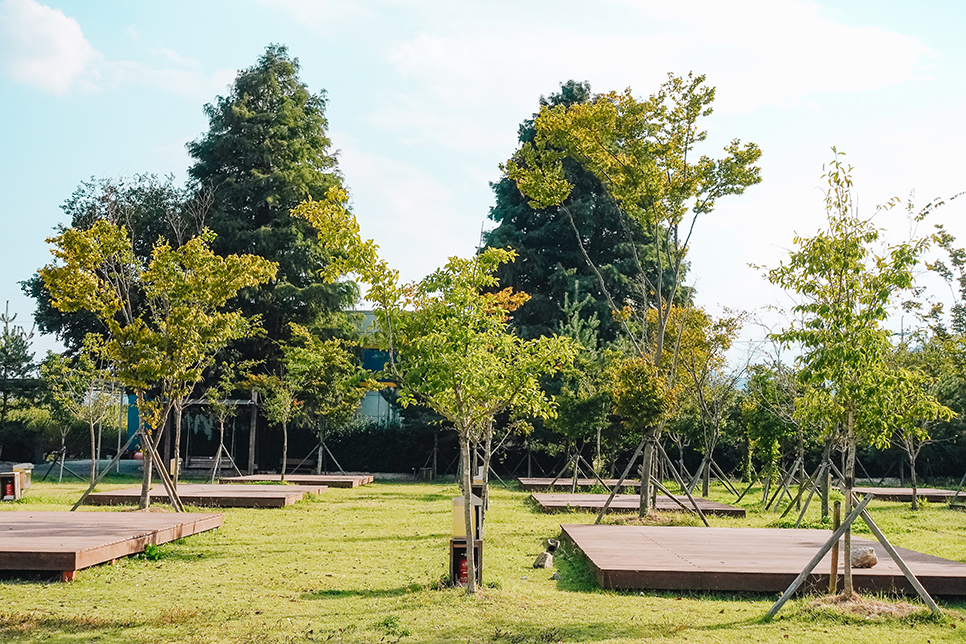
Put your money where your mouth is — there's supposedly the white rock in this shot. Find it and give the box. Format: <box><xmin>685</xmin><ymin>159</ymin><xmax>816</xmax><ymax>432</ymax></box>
<box><xmin>533</xmin><ymin>551</ymin><xmax>553</xmax><ymax>568</ymax></box>
<box><xmin>851</xmin><ymin>546</ymin><xmax>878</xmax><ymax>568</ymax></box>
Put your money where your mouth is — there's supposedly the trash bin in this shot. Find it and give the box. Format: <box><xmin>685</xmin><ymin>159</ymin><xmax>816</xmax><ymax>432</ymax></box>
<box><xmin>12</xmin><ymin>463</ymin><xmax>32</xmax><ymax>490</ymax></box>
<box><xmin>452</xmin><ymin>495</ymin><xmax>483</xmax><ymax>540</ymax></box>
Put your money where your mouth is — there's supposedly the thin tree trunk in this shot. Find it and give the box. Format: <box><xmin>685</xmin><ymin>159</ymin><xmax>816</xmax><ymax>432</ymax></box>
<box><xmin>460</xmin><ymin>435</ymin><xmax>476</xmax><ymax>594</ymax></box>
<box><xmin>702</xmin><ymin>455</ymin><xmax>711</xmax><ymax>498</ymax></box>
<box><xmin>211</xmin><ymin>418</ymin><xmax>225</xmax><ymax>484</ymax></box>
<box><xmin>248</xmin><ymin>390</ymin><xmax>257</xmax><ymax>474</ymax></box>
<box><xmin>843</xmin><ymin>409</ymin><xmax>856</xmax><ymax>596</ymax></box>
<box><xmin>281</xmin><ymin>421</ymin><xmax>288</xmax><ymax>483</ymax></box>
<box><xmin>639</xmin><ymin>431</ymin><xmax>654</xmax><ymax>516</ymax></box>
<box><xmin>481</xmin><ymin>429</ymin><xmax>494</xmax><ymax>530</ymax></box>
<box><xmin>140</xmin><ymin>444</ymin><xmax>153</xmax><ymax>509</ymax></box>
<box><xmin>137</xmin><ymin>393</ymin><xmax>152</xmax><ymax>509</ymax></box>
<box><xmin>820</xmin><ymin>439</ymin><xmax>831</xmax><ymax>520</ymax></box>
<box><xmin>910</xmin><ymin>454</ymin><xmax>919</xmax><ymax>511</ymax></box>
<box><xmin>172</xmin><ymin>400</ymin><xmax>183</xmax><ymax>488</ymax></box>
<box><xmin>89</xmin><ymin>421</ymin><xmax>97</xmax><ymax>483</ymax></box>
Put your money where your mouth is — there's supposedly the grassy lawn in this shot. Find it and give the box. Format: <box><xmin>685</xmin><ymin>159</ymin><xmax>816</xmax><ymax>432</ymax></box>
<box><xmin>0</xmin><ymin>477</ymin><xmax>964</xmax><ymax>643</ymax></box>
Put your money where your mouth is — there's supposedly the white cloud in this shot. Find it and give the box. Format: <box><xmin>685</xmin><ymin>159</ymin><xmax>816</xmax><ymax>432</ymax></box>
<box><xmin>0</xmin><ymin>0</ymin><xmax>234</xmax><ymax>98</ymax></box>
<box><xmin>363</xmin><ymin>0</ymin><xmax>932</xmax><ymax>148</ymax></box>
<box><xmin>0</xmin><ymin>0</ymin><xmax>99</xmax><ymax>94</ymax></box>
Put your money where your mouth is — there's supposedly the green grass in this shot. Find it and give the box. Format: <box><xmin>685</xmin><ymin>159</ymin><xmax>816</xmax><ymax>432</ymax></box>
<box><xmin>0</xmin><ymin>477</ymin><xmax>964</xmax><ymax>643</ymax></box>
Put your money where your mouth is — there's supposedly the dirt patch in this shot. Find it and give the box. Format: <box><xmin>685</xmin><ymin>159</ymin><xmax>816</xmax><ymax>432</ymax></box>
<box><xmin>806</xmin><ymin>592</ymin><xmax>928</xmax><ymax>618</ymax></box>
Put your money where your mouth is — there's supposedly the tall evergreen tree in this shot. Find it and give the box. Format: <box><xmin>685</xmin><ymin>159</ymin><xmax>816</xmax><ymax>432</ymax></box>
<box><xmin>187</xmin><ymin>44</ymin><xmax>356</xmax><ymax>363</ymax></box>
<box><xmin>484</xmin><ymin>80</ymin><xmax>687</xmax><ymax>343</ymax></box>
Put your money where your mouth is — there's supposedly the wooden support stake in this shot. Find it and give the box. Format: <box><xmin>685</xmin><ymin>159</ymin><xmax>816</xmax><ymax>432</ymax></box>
<box><xmin>848</xmin><ymin>494</ymin><xmax>941</xmax><ymax>614</ymax></box>
<box><xmin>657</xmin><ymin>442</ymin><xmax>709</xmax><ymax>527</ymax></box>
<box><xmin>780</xmin><ymin>460</ymin><xmax>822</xmax><ymax>519</ymax></box>
<box><xmin>594</xmin><ymin>436</ymin><xmax>646</xmax><ymax>525</ymax></box>
<box><xmin>650</xmin><ymin>476</ymin><xmax>694</xmax><ymax>514</ymax></box>
<box><xmin>71</xmin><ymin>430</ymin><xmax>140</xmax><ymax>511</ymax></box>
<box><xmin>766</xmin><ymin>456</ymin><xmax>802</xmax><ymax>511</ymax></box>
<box><xmin>765</xmin><ymin>494</ymin><xmax>874</xmax><ymax>620</ymax></box>
<box><xmin>735</xmin><ymin>472</ymin><xmax>761</xmax><ymax>504</ymax></box>
<box><xmin>795</xmin><ymin>462</ymin><xmax>827</xmax><ymax>528</ymax></box>
<box><xmin>710</xmin><ymin>459</ymin><xmax>740</xmax><ymax>496</ymax></box>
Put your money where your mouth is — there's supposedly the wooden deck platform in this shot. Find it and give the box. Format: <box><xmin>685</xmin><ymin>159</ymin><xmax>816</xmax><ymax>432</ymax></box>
<box><xmin>220</xmin><ymin>474</ymin><xmax>373</xmax><ymax>488</ymax></box>
<box><xmin>84</xmin><ymin>483</ymin><xmax>327</xmax><ymax>508</ymax></box>
<box><xmin>0</xmin><ymin>510</ymin><xmax>221</xmax><ymax>580</ymax></box>
<box><xmin>561</xmin><ymin>524</ymin><xmax>966</xmax><ymax>595</ymax></box>
<box><xmin>518</xmin><ymin>477</ymin><xmax>641</xmax><ymax>491</ymax></box>
<box><xmin>853</xmin><ymin>486</ymin><xmax>960</xmax><ymax>503</ymax></box>
<box><xmin>533</xmin><ymin>493</ymin><xmax>746</xmax><ymax>517</ymax></box>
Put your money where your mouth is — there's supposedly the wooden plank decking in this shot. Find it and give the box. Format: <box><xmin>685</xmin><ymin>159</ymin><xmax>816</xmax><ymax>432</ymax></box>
<box><xmin>518</xmin><ymin>477</ymin><xmax>641</xmax><ymax>491</ymax></box>
<box><xmin>220</xmin><ymin>474</ymin><xmax>373</xmax><ymax>488</ymax></box>
<box><xmin>853</xmin><ymin>487</ymin><xmax>959</xmax><ymax>503</ymax></box>
<box><xmin>561</xmin><ymin>524</ymin><xmax>966</xmax><ymax>595</ymax></box>
<box><xmin>84</xmin><ymin>483</ymin><xmax>327</xmax><ymax>508</ymax></box>
<box><xmin>533</xmin><ymin>493</ymin><xmax>746</xmax><ymax>517</ymax></box>
<box><xmin>0</xmin><ymin>510</ymin><xmax>221</xmax><ymax>578</ymax></box>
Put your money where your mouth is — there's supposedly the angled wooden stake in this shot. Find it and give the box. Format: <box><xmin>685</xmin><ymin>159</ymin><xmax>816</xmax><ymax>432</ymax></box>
<box><xmin>764</xmin><ymin>493</ymin><xmax>873</xmax><ymax>621</ymax></box>
<box><xmin>594</xmin><ymin>436</ymin><xmax>646</xmax><ymax>525</ymax></box>
<box><xmin>657</xmin><ymin>442</ymin><xmax>709</xmax><ymax>527</ymax></box>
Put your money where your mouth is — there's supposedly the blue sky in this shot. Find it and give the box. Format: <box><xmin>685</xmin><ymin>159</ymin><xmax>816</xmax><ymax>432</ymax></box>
<box><xmin>1</xmin><ymin>0</ymin><xmax>965</xmax><ymax>363</ymax></box>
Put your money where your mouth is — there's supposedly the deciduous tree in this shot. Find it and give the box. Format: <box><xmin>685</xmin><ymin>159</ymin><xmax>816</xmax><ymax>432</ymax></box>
<box><xmin>293</xmin><ymin>197</ymin><xmax>577</xmax><ymax>595</ymax></box>
<box><xmin>39</xmin><ymin>221</ymin><xmax>277</xmax><ymax>507</ymax></box>
<box><xmin>766</xmin><ymin>151</ymin><xmax>951</xmax><ymax>595</ymax></box>
<box><xmin>41</xmin><ymin>337</ymin><xmax>118</xmax><ymax>482</ymax></box>
<box><xmin>503</xmin><ymin>73</ymin><xmax>761</xmax><ymax>510</ymax></box>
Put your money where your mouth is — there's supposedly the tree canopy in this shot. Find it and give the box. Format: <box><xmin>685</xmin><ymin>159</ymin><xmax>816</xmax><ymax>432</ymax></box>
<box><xmin>765</xmin><ymin>151</ymin><xmax>953</xmax><ymax>594</ymax></box>
<box><xmin>187</xmin><ymin>44</ymin><xmax>355</xmax><ymax>363</ymax></box>
<box><xmin>484</xmin><ymin>80</ymin><xmax>682</xmax><ymax>343</ymax></box>
<box><xmin>39</xmin><ymin>220</ymin><xmax>277</xmax><ymax>507</ymax></box>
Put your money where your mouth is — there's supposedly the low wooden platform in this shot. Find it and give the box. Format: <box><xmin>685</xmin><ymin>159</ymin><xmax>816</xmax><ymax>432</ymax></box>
<box><xmin>533</xmin><ymin>493</ymin><xmax>745</xmax><ymax>517</ymax></box>
<box><xmin>84</xmin><ymin>483</ymin><xmax>327</xmax><ymax>508</ymax></box>
<box><xmin>0</xmin><ymin>510</ymin><xmax>221</xmax><ymax>580</ymax></box>
<box><xmin>853</xmin><ymin>486</ymin><xmax>960</xmax><ymax>503</ymax></box>
<box><xmin>519</xmin><ymin>477</ymin><xmax>641</xmax><ymax>491</ymax></box>
<box><xmin>220</xmin><ymin>474</ymin><xmax>373</xmax><ymax>488</ymax></box>
<box><xmin>561</xmin><ymin>524</ymin><xmax>966</xmax><ymax>595</ymax></box>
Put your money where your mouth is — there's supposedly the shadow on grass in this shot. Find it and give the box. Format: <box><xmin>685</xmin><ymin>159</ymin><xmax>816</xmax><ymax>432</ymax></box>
<box><xmin>434</xmin><ymin>613</ymin><xmax>765</xmax><ymax>644</ymax></box>
<box><xmin>342</xmin><ymin>490</ymin><xmax>455</xmax><ymax>503</ymax></box>
<box><xmin>0</xmin><ymin>608</ymin><xmax>143</xmax><ymax>637</ymax></box>
<box><xmin>334</xmin><ymin>532</ymin><xmax>448</xmax><ymax>544</ymax></box>
<box><xmin>301</xmin><ymin>586</ymin><xmax>419</xmax><ymax>600</ymax></box>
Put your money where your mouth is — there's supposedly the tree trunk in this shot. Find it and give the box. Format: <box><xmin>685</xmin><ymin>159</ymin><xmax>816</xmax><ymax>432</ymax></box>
<box><xmin>89</xmin><ymin>421</ymin><xmax>97</xmax><ymax>483</ymax></box>
<box><xmin>481</xmin><ymin>429</ymin><xmax>494</xmax><ymax>530</ymax></box>
<box><xmin>639</xmin><ymin>431</ymin><xmax>654</xmax><ymax>516</ymax></box>
<box><xmin>909</xmin><ymin>454</ymin><xmax>919</xmax><ymax>511</ymax></box>
<box><xmin>281</xmin><ymin>420</ymin><xmax>288</xmax><ymax>483</ymax></box>
<box><xmin>137</xmin><ymin>394</ymin><xmax>152</xmax><ymax>510</ymax></box>
<box><xmin>459</xmin><ymin>435</ymin><xmax>476</xmax><ymax>594</ymax></box>
<box><xmin>172</xmin><ymin>400</ymin><xmax>183</xmax><ymax>488</ymax></box>
<box><xmin>820</xmin><ymin>439</ymin><xmax>831</xmax><ymax>520</ymax></box>
<box><xmin>58</xmin><ymin>442</ymin><xmax>66</xmax><ymax>483</ymax></box>
<box><xmin>211</xmin><ymin>418</ymin><xmax>225</xmax><ymax>484</ymax></box>
<box><xmin>702</xmin><ymin>455</ymin><xmax>711</xmax><ymax>498</ymax></box>
<box><xmin>843</xmin><ymin>409</ymin><xmax>856</xmax><ymax>596</ymax></box>
<box><xmin>248</xmin><ymin>391</ymin><xmax>257</xmax><ymax>474</ymax></box>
